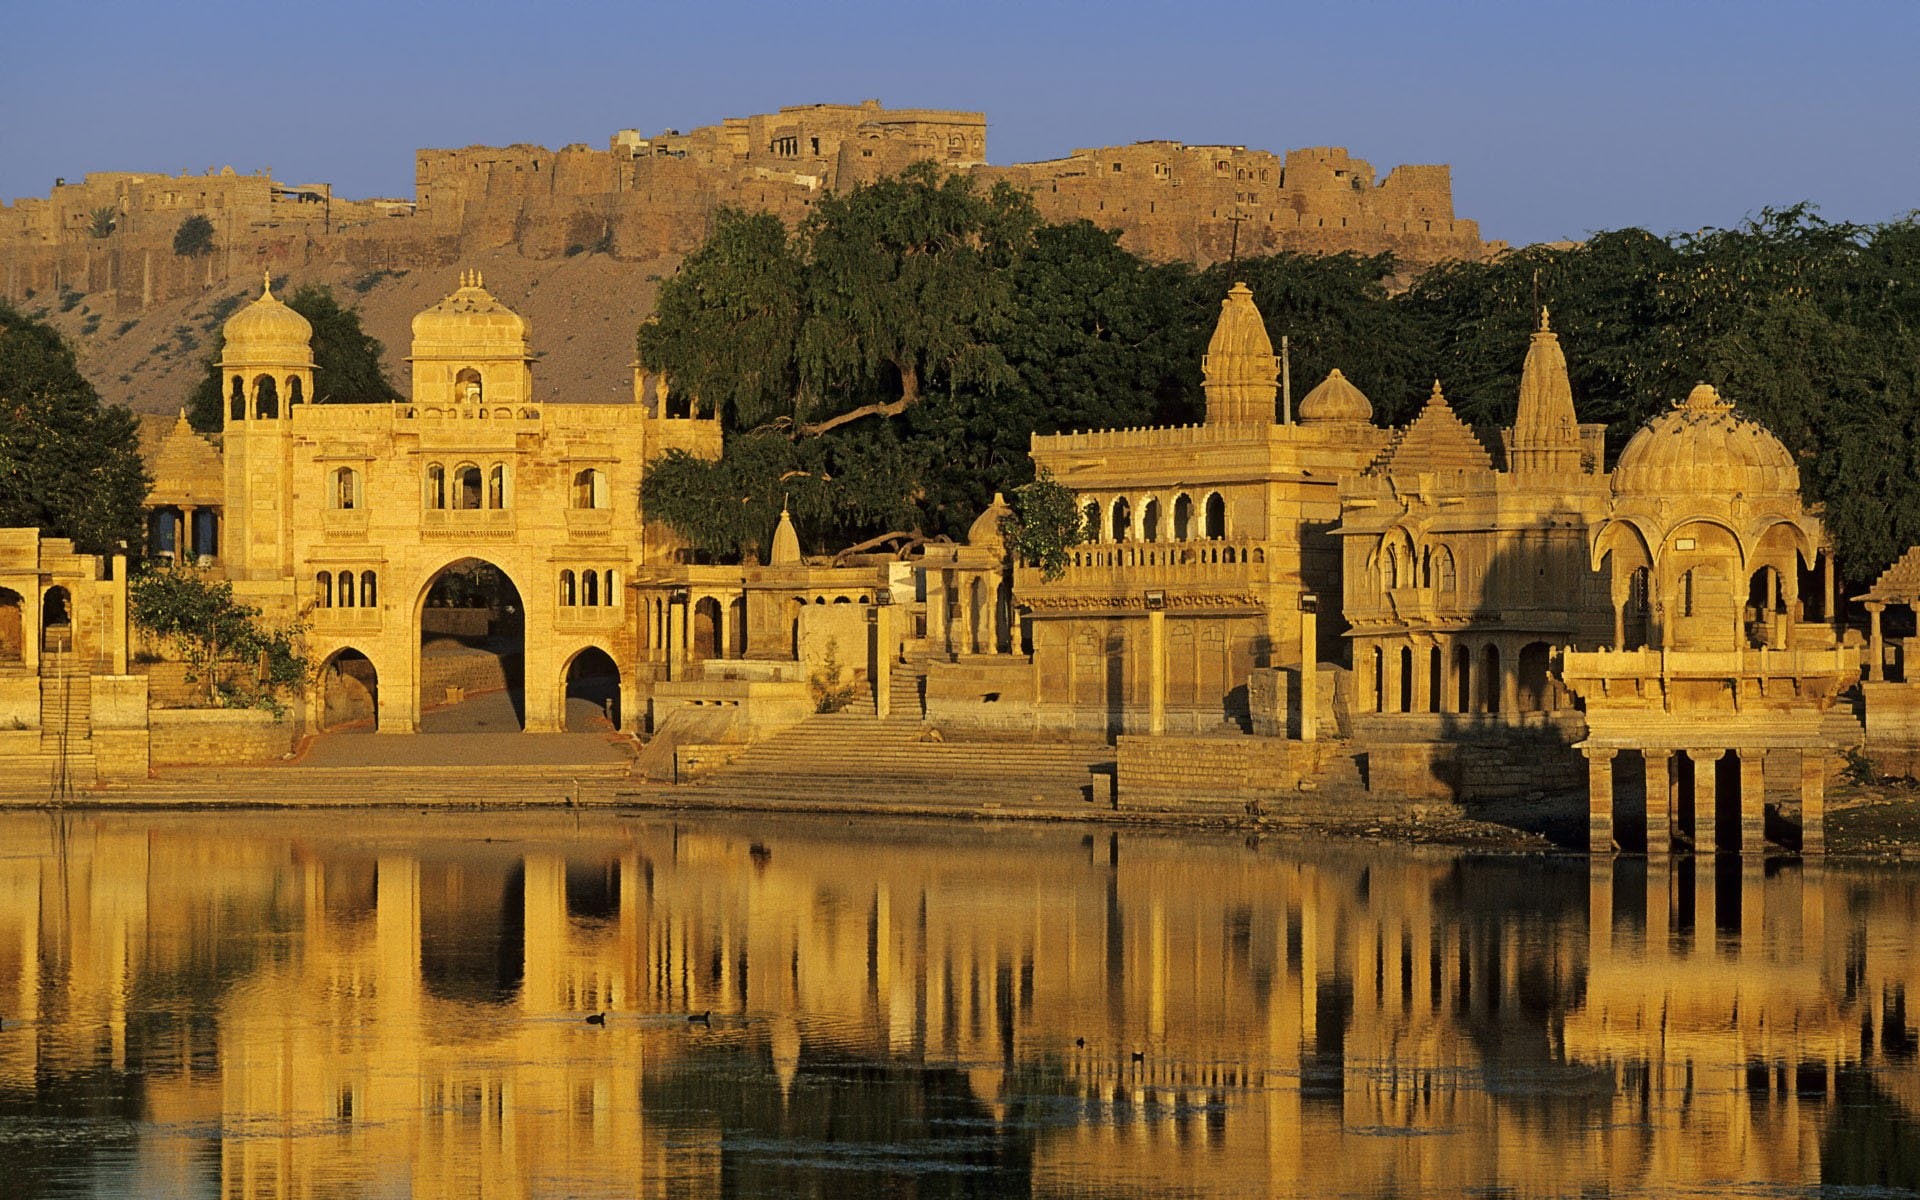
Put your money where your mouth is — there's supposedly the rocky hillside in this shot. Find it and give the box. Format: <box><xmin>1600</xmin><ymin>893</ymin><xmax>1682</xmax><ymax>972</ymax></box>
<box><xmin>19</xmin><ymin>250</ymin><xmax>677</xmax><ymax>416</ymax></box>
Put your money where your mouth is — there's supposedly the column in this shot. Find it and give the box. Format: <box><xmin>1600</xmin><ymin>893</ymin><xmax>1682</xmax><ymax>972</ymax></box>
<box><xmin>1800</xmin><ymin>748</ymin><xmax>1825</xmax><ymax>855</ymax></box>
<box><xmin>1585</xmin><ymin>747</ymin><xmax>1617</xmax><ymax>855</ymax></box>
<box><xmin>1738</xmin><ymin>748</ymin><xmax>1766</xmax><ymax>853</ymax></box>
<box><xmin>1411</xmin><ymin>641</ymin><xmax>1431</xmax><ymax>714</ymax></box>
<box><xmin>1823</xmin><ymin>553</ymin><xmax>1836</xmax><ymax>625</ymax></box>
<box><xmin>181</xmin><ymin>504</ymin><xmax>198</xmax><ymax>559</ymax></box>
<box><xmin>957</xmin><ymin>573</ymin><xmax>976</xmax><ymax>657</ymax></box>
<box><xmin>1386</xmin><ymin>642</ymin><xmax>1405</xmax><ymax>714</ymax></box>
<box><xmin>987</xmin><ymin>571</ymin><xmax>1004</xmax><ymax>655</ymax></box>
<box><xmin>667</xmin><ymin>599</ymin><xmax>685</xmax><ymax>681</ymax></box>
<box><xmin>716</xmin><ymin>595</ymin><xmax>731</xmax><ymax>661</ymax></box>
<box><xmin>1687</xmin><ymin>749</ymin><xmax>1724</xmax><ymax>855</ymax></box>
<box><xmin>927</xmin><ymin>568</ymin><xmax>948</xmax><ymax>658</ymax></box>
<box><xmin>1299</xmin><ymin>602</ymin><xmax>1319</xmax><ymax>742</ymax></box>
<box><xmin>1867</xmin><ymin>602</ymin><xmax>1883</xmax><ymax>681</ymax></box>
<box><xmin>873</xmin><ymin>604</ymin><xmax>894</xmax><ymax>721</ymax></box>
<box><xmin>1643</xmin><ymin>749</ymin><xmax>1673</xmax><ymax>855</ymax></box>
<box><xmin>1613</xmin><ymin>601</ymin><xmax>1626</xmax><ymax>652</ymax></box>
<box><xmin>1147</xmin><ymin>608</ymin><xmax>1166</xmax><ymax>736</ymax></box>
<box><xmin>1499</xmin><ymin>644</ymin><xmax>1519</xmax><ymax>715</ymax></box>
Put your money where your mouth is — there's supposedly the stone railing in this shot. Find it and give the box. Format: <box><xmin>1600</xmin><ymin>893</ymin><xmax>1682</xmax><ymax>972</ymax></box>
<box><xmin>1561</xmin><ymin>645</ymin><xmax>1856</xmax><ymax>680</ymax></box>
<box><xmin>1017</xmin><ymin>538</ymin><xmax>1270</xmax><ymax>595</ymax></box>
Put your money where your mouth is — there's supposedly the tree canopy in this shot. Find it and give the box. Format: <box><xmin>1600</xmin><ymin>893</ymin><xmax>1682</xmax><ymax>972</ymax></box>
<box><xmin>173</xmin><ymin>214</ymin><xmax>214</xmax><ymax>257</ymax></box>
<box><xmin>188</xmin><ymin>283</ymin><xmax>400</xmax><ymax>431</ymax></box>
<box><xmin>130</xmin><ymin>565</ymin><xmax>306</xmax><ymax>710</ymax></box>
<box><xmin>0</xmin><ymin>301</ymin><xmax>149</xmax><ymax>556</ymax></box>
<box><xmin>639</xmin><ymin>172</ymin><xmax>1920</xmax><ymax>589</ymax></box>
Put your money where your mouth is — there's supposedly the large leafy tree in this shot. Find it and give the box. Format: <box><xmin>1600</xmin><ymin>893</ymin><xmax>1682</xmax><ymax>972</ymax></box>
<box><xmin>187</xmin><ymin>284</ymin><xmax>401</xmax><ymax>431</ymax></box>
<box><xmin>0</xmin><ymin>301</ymin><xmax>149</xmax><ymax>556</ymax></box>
<box><xmin>129</xmin><ymin>565</ymin><xmax>307</xmax><ymax>709</ymax></box>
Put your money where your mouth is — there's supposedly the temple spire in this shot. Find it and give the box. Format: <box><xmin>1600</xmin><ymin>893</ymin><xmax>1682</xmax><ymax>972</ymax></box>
<box><xmin>1201</xmin><ymin>283</ymin><xmax>1279</xmax><ymax>426</ymax></box>
<box><xmin>1510</xmin><ymin>313</ymin><xmax>1582</xmax><ymax>475</ymax></box>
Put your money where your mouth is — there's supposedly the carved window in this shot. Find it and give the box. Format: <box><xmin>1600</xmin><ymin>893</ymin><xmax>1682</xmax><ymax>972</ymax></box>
<box><xmin>572</xmin><ymin>468</ymin><xmax>608</xmax><ymax>510</ymax></box>
<box><xmin>330</xmin><ymin>467</ymin><xmax>360</xmax><ymax>511</ymax></box>
<box><xmin>316</xmin><ymin>572</ymin><xmax>332</xmax><ymax>609</ymax></box>
<box><xmin>454</xmin><ymin>465</ymin><xmax>482</xmax><ymax>510</ymax></box>
<box><xmin>360</xmin><ymin>572</ymin><xmax>377</xmax><ymax>608</ymax></box>
<box><xmin>559</xmin><ymin>570</ymin><xmax>576</xmax><ymax>607</ymax></box>
<box><xmin>337</xmin><ymin>571</ymin><xmax>356</xmax><ymax>609</ymax></box>
<box><xmin>488</xmin><ymin>464</ymin><xmax>508</xmax><ymax>509</ymax></box>
<box><xmin>425</xmin><ymin>464</ymin><xmax>446</xmax><ymax>510</ymax></box>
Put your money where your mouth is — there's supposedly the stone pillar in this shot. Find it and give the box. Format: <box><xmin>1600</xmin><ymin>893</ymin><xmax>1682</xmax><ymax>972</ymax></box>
<box><xmin>181</xmin><ymin>504</ymin><xmax>198</xmax><ymax>559</ymax></box>
<box><xmin>927</xmin><ymin>568</ymin><xmax>949</xmax><ymax>658</ymax></box>
<box><xmin>1299</xmin><ymin>602</ymin><xmax>1319</xmax><ymax>742</ymax></box>
<box><xmin>109</xmin><ymin>555</ymin><xmax>128</xmax><ymax>675</ymax></box>
<box><xmin>1687</xmin><ymin>749</ymin><xmax>1724</xmax><ymax>855</ymax></box>
<box><xmin>1644</xmin><ymin>749</ymin><xmax>1673</xmax><ymax>855</ymax></box>
<box><xmin>1738</xmin><ymin>749</ymin><xmax>1766</xmax><ymax>853</ymax></box>
<box><xmin>1800</xmin><ymin>747</ymin><xmax>1825</xmax><ymax>855</ymax></box>
<box><xmin>716</xmin><ymin>596</ymin><xmax>731</xmax><ymax>661</ymax></box>
<box><xmin>1613</xmin><ymin>601</ymin><xmax>1626</xmax><ymax>653</ymax></box>
<box><xmin>1412</xmin><ymin>641</ymin><xmax>1431</xmax><ymax>713</ymax></box>
<box><xmin>1386</xmin><ymin>643</ymin><xmax>1404</xmax><ymax>714</ymax></box>
<box><xmin>987</xmin><ymin>571</ymin><xmax>1004</xmax><ymax>655</ymax></box>
<box><xmin>1867</xmin><ymin>602</ymin><xmax>1883</xmax><ymax>681</ymax></box>
<box><xmin>873</xmin><ymin>604</ymin><xmax>894</xmax><ymax>721</ymax></box>
<box><xmin>1823</xmin><ymin>552</ymin><xmax>1836</xmax><ymax>626</ymax></box>
<box><xmin>667</xmin><ymin>599</ymin><xmax>685</xmax><ymax>681</ymax></box>
<box><xmin>1147</xmin><ymin>608</ymin><xmax>1166</xmax><ymax>736</ymax></box>
<box><xmin>1499</xmin><ymin>645</ymin><xmax>1519</xmax><ymax>716</ymax></box>
<box><xmin>1585</xmin><ymin>747</ymin><xmax>1617</xmax><ymax>854</ymax></box>
<box><xmin>957</xmin><ymin>573</ymin><xmax>976</xmax><ymax>657</ymax></box>
<box><xmin>1783</xmin><ymin>567</ymin><xmax>1801</xmax><ymax>630</ymax></box>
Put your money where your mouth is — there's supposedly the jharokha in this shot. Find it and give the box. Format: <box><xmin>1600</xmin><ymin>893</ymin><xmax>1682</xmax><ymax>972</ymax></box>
<box><xmin>8</xmin><ymin>268</ymin><xmax>1920</xmax><ymax>857</ymax></box>
<box><xmin>0</xmin><ymin>100</ymin><xmax>1488</xmax><ymax>311</ymax></box>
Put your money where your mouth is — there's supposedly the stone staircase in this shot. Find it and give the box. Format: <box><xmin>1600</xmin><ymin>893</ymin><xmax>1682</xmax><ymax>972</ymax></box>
<box><xmin>1822</xmin><ymin>686</ymin><xmax>1866</xmax><ymax>751</ymax></box>
<box><xmin>31</xmin><ymin>649</ymin><xmax>96</xmax><ymax>790</ymax></box>
<box><xmin>117</xmin><ymin>760</ymin><xmax>635</xmax><ymax>806</ymax></box>
<box><xmin>676</xmin><ymin>710</ymin><xmax>1114</xmax><ymax>813</ymax></box>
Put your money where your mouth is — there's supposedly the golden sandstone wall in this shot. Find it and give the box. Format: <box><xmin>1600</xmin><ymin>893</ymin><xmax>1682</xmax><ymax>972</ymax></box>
<box><xmin>0</xmin><ymin>100</ymin><xmax>1491</xmax><ymax>314</ymax></box>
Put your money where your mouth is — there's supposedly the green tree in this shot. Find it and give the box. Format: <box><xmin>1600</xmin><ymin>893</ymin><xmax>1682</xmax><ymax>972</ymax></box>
<box><xmin>173</xmin><ymin>214</ymin><xmax>214</xmax><ymax>257</ymax></box>
<box><xmin>1004</xmin><ymin>469</ymin><xmax>1087</xmax><ymax>581</ymax></box>
<box><xmin>129</xmin><ymin>565</ymin><xmax>307</xmax><ymax>709</ymax></box>
<box><xmin>87</xmin><ymin>206</ymin><xmax>117</xmax><ymax>239</ymax></box>
<box><xmin>636</xmin><ymin>209</ymin><xmax>803</xmax><ymax>428</ymax></box>
<box><xmin>187</xmin><ymin>283</ymin><xmax>401</xmax><ymax>431</ymax></box>
<box><xmin>0</xmin><ymin>301</ymin><xmax>149</xmax><ymax>556</ymax></box>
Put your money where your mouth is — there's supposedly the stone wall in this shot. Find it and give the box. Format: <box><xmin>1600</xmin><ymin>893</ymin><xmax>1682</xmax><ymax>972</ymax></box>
<box><xmin>149</xmin><ymin>708</ymin><xmax>295</xmax><ymax>766</ymax></box>
<box><xmin>1864</xmin><ymin>681</ymin><xmax>1920</xmax><ymax>779</ymax></box>
<box><xmin>1116</xmin><ymin>734</ymin><xmax>1324</xmax><ymax>810</ymax></box>
<box><xmin>1361</xmin><ymin>732</ymin><xmax>1585</xmax><ymax>803</ymax></box>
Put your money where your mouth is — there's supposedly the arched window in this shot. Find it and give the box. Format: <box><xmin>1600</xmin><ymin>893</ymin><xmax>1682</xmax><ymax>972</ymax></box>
<box><xmin>1082</xmin><ymin>502</ymin><xmax>1102</xmax><ymax>543</ymax></box>
<box><xmin>287</xmin><ymin>376</ymin><xmax>304</xmax><ymax>405</ymax></box>
<box><xmin>560</xmin><ymin>570</ymin><xmax>576</xmax><ymax>607</ymax></box>
<box><xmin>330</xmin><ymin>467</ymin><xmax>360</xmax><ymax>510</ymax></box>
<box><xmin>360</xmin><ymin>572</ymin><xmax>377</xmax><ymax>608</ymax></box>
<box><xmin>316</xmin><ymin>571</ymin><xmax>332</xmax><ymax>609</ymax></box>
<box><xmin>229</xmin><ymin>375</ymin><xmax>245</xmax><ymax>421</ymax></box>
<box><xmin>1110</xmin><ymin>497</ymin><xmax>1132</xmax><ymax>543</ymax></box>
<box><xmin>1173</xmin><ymin>494</ymin><xmax>1193</xmax><ymax>541</ymax></box>
<box><xmin>572</xmin><ymin>468</ymin><xmax>608</xmax><ymax>509</ymax></box>
<box><xmin>487</xmin><ymin>464</ymin><xmax>508</xmax><ymax>509</ymax></box>
<box><xmin>253</xmin><ymin>374</ymin><xmax>279</xmax><ymax>419</ymax></box>
<box><xmin>604</xmin><ymin>570</ymin><xmax>618</xmax><ymax>607</ymax></box>
<box><xmin>1140</xmin><ymin>498</ymin><xmax>1161</xmax><ymax>542</ymax></box>
<box><xmin>1383</xmin><ymin>543</ymin><xmax>1399</xmax><ymax>591</ymax></box>
<box><xmin>337</xmin><ymin>571</ymin><xmax>356</xmax><ymax>609</ymax></box>
<box><xmin>583</xmin><ymin>570</ymin><xmax>600</xmax><ymax>607</ymax></box>
<box><xmin>1435</xmin><ymin>546</ymin><xmax>1457</xmax><ymax>593</ymax></box>
<box><xmin>425</xmin><ymin>464</ymin><xmax>446</xmax><ymax>509</ymax></box>
<box><xmin>1203</xmin><ymin>492</ymin><xmax>1227</xmax><ymax>539</ymax></box>
<box><xmin>455</xmin><ymin>367</ymin><xmax>483</xmax><ymax>405</ymax></box>
<box><xmin>454</xmin><ymin>465</ymin><xmax>482</xmax><ymax>510</ymax></box>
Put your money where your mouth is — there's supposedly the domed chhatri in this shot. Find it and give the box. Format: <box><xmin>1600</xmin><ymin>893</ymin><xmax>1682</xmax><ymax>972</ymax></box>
<box><xmin>410</xmin><ymin>268</ymin><xmax>532</xmax><ymax>357</ymax></box>
<box><xmin>1610</xmin><ymin>383</ymin><xmax>1800</xmax><ymax>498</ymax></box>
<box><xmin>967</xmin><ymin>492</ymin><xmax>1013</xmax><ymax>552</ymax></box>
<box><xmin>222</xmin><ymin>271</ymin><xmax>314</xmax><ymax>361</ymax></box>
<box><xmin>1296</xmin><ymin>368</ymin><xmax>1373</xmax><ymax>424</ymax></box>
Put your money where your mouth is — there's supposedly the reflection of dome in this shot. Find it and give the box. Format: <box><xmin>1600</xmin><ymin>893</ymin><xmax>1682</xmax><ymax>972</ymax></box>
<box><xmin>222</xmin><ymin>273</ymin><xmax>312</xmax><ymax>363</ymax></box>
<box><xmin>1297</xmin><ymin>368</ymin><xmax>1372</xmax><ymax>423</ymax></box>
<box><xmin>1612</xmin><ymin>384</ymin><xmax>1799</xmax><ymax>498</ymax></box>
<box><xmin>967</xmin><ymin>492</ymin><xmax>1012</xmax><ymax>551</ymax></box>
<box><xmin>410</xmin><ymin>270</ymin><xmax>531</xmax><ymax>359</ymax></box>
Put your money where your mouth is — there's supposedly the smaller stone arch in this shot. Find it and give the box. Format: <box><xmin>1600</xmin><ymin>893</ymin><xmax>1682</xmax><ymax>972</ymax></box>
<box><xmin>318</xmin><ymin>647</ymin><xmax>379</xmax><ymax>732</ymax></box>
<box><xmin>582</xmin><ymin>570</ymin><xmax>600</xmax><ymax>607</ymax></box>
<box><xmin>425</xmin><ymin>464</ymin><xmax>447</xmax><ymax>510</ymax></box>
<box><xmin>455</xmin><ymin>367</ymin><xmax>483</xmax><ymax>405</ymax></box>
<box><xmin>1203</xmin><ymin>492</ymin><xmax>1227</xmax><ymax>539</ymax></box>
<box><xmin>1173</xmin><ymin>494</ymin><xmax>1194</xmax><ymax>541</ymax></box>
<box><xmin>229</xmin><ymin>375</ymin><xmax>245</xmax><ymax>421</ymax></box>
<box><xmin>563</xmin><ymin>646</ymin><xmax>621</xmax><ymax>731</ymax></box>
<box><xmin>287</xmin><ymin>376</ymin><xmax>304</xmax><ymax>405</ymax></box>
<box><xmin>252</xmin><ymin>374</ymin><xmax>279</xmax><ymax>419</ymax></box>
<box><xmin>336</xmin><ymin>571</ymin><xmax>356</xmax><ymax>609</ymax></box>
<box><xmin>316</xmin><ymin>571</ymin><xmax>333</xmax><ymax>609</ymax></box>
<box><xmin>1082</xmin><ymin>501</ymin><xmax>1102</xmax><ymax>544</ymax></box>
<box><xmin>330</xmin><ymin>466</ymin><xmax>361</xmax><ymax>511</ymax></box>
<box><xmin>453</xmin><ymin>464</ymin><xmax>483</xmax><ymax>510</ymax></box>
<box><xmin>559</xmin><ymin>569</ymin><xmax>576</xmax><ymax>607</ymax></box>
<box><xmin>1110</xmin><ymin>497</ymin><xmax>1132</xmax><ymax>543</ymax></box>
<box><xmin>487</xmin><ymin>464</ymin><xmax>509</xmax><ymax>509</ymax></box>
<box><xmin>0</xmin><ymin>587</ymin><xmax>22</xmax><ymax>662</ymax></box>
<box><xmin>360</xmin><ymin>572</ymin><xmax>377</xmax><ymax>608</ymax></box>
<box><xmin>1481</xmin><ymin>643</ymin><xmax>1501</xmax><ymax>714</ymax></box>
<box><xmin>1518</xmin><ymin>642</ymin><xmax>1552</xmax><ymax>712</ymax></box>
<box><xmin>1139</xmin><ymin>497</ymin><xmax>1161</xmax><ymax>542</ymax></box>
<box><xmin>572</xmin><ymin>468</ymin><xmax>608</xmax><ymax>509</ymax></box>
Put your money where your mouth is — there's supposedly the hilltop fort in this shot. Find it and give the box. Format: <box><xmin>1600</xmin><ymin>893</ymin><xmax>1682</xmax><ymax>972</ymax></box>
<box><xmin>0</xmin><ymin>99</ymin><xmax>1491</xmax><ymax>316</ymax></box>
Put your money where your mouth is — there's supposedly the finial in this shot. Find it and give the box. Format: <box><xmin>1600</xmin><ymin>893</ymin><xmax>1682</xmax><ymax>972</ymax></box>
<box><xmin>262</xmin><ymin>269</ymin><xmax>273</xmax><ymax>297</ymax></box>
<box><xmin>1538</xmin><ymin>305</ymin><xmax>1551</xmax><ymax>333</ymax></box>
<box><xmin>474</xmin><ymin>270</ymin><xmax>484</xmax><ymax>289</ymax></box>
<box><xmin>1429</xmin><ymin>379</ymin><xmax>1446</xmax><ymax>403</ymax></box>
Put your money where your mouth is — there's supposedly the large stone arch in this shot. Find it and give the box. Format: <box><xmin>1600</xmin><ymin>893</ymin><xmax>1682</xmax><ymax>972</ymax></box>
<box><xmin>406</xmin><ymin>555</ymin><xmax>547</xmax><ymax>733</ymax></box>
<box><xmin>315</xmin><ymin>645</ymin><xmax>381</xmax><ymax>732</ymax></box>
<box><xmin>557</xmin><ymin>641</ymin><xmax>624</xmax><ymax>732</ymax></box>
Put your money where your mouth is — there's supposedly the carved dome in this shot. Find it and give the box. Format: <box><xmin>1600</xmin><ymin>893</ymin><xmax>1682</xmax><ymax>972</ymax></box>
<box><xmin>967</xmin><ymin>492</ymin><xmax>1012</xmax><ymax>551</ymax></box>
<box><xmin>1611</xmin><ymin>384</ymin><xmax>1799</xmax><ymax>499</ymax></box>
<box><xmin>411</xmin><ymin>270</ymin><xmax>531</xmax><ymax>360</ymax></box>
<box><xmin>221</xmin><ymin>274</ymin><xmax>313</xmax><ymax>364</ymax></box>
<box><xmin>1297</xmin><ymin>368</ymin><xmax>1373</xmax><ymax>423</ymax></box>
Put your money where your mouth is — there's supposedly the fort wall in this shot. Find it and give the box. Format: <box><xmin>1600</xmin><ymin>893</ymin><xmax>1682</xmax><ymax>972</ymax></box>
<box><xmin>1</xmin><ymin>101</ymin><xmax>1490</xmax><ymax>316</ymax></box>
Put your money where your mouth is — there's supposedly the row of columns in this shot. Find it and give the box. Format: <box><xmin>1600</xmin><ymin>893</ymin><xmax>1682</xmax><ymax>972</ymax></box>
<box><xmin>1585</xmin><ymin>746</ymin><xmax>1824</xmax><ymax>856</ymax></box>
<box><xmin>1365</xmin><ymin>637</ymin><xmax>1526</xmax><ymax>716</ymax></box>
<box><xmin>1864</xmin><ymin>599</ymin><xmax>1911</xmax><ymax>681</ymax></box>
<box><xmin>147</xmin><ymin>504</ymin><xmax>220</xmax><ymax>561</ymax></box>
<box><xmin>926</xmin><ymin>568</ymin><xmax>1006</xmax><ymax>659</ymax></box>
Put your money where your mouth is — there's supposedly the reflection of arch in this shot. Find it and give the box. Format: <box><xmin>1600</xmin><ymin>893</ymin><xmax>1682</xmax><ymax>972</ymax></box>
<box><xmin>563</xmin><ymin>646</ymin><xmax>621</xmax><ymax>732</ymax></box>
<box><xmin>319</xmin><ymin>647</ymin><xmax>378</xmax><ymax>732</ymax></box>
<box><xmin>1140</xmin><ymin>497</ymin><xmax>1161</xmax><ymax>542</ymax></box>
<box><xmin>1518</xmin><ymin>642</ymin><xmax>1551</xmax><ymax>712</ymax></box>
<box><xmin>1204</xmin><ymin>492</ymin><xmax>1227</xmax><ymax>539</ymax></box>
<box><xmin>0</xmin><ymin>588</ymin><xmax>21</xmax><ymax>662</ymax></box>
<box><xmin>692</xmin><ymin>597</ymin><xmax>722</xmax><ymax>660</ymax></box>
<box><xmin>1173</xmin><ymin>494</ymin><xmax>1193</xmax><ymax>541</ymax></box>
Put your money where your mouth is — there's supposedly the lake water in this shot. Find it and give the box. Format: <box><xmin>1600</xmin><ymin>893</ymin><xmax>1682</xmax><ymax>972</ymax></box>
<box><xmin>0</xmin><ymin>810</ymin><xmax>1915</xmax><ymax>1198</ymax></box>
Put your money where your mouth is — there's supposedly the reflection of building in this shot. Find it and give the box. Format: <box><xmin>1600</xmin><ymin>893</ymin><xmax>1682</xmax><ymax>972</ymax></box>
<box><xmin>2</xmin><ymin>816</ymin><xmax>1915</xmax><ymax>1196</ymax></box>
<box><xmin>141</xmin><ymin>273</ymin><xmax>721</xmax><ymax>732</ymax></box>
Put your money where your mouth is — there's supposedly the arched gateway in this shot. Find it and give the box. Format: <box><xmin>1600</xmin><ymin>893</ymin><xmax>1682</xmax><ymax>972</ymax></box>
<box><xmin>161</xmin><ymin>272</ymin><xmax>721</xmax><ymax>737</ymax></box>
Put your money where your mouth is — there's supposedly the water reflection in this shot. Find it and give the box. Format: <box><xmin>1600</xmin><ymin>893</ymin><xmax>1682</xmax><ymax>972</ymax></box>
<box><xmin>0</xmin><ymin>812</ymin><xmax>1915</xmax><ymax>1197</ymax></box>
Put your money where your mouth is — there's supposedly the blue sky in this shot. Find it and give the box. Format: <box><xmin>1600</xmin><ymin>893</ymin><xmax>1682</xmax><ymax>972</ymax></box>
<box><xmin>3</xmin><ymin>0</ymin><xmax>1914</xmax><ymax>246</ymax></box>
